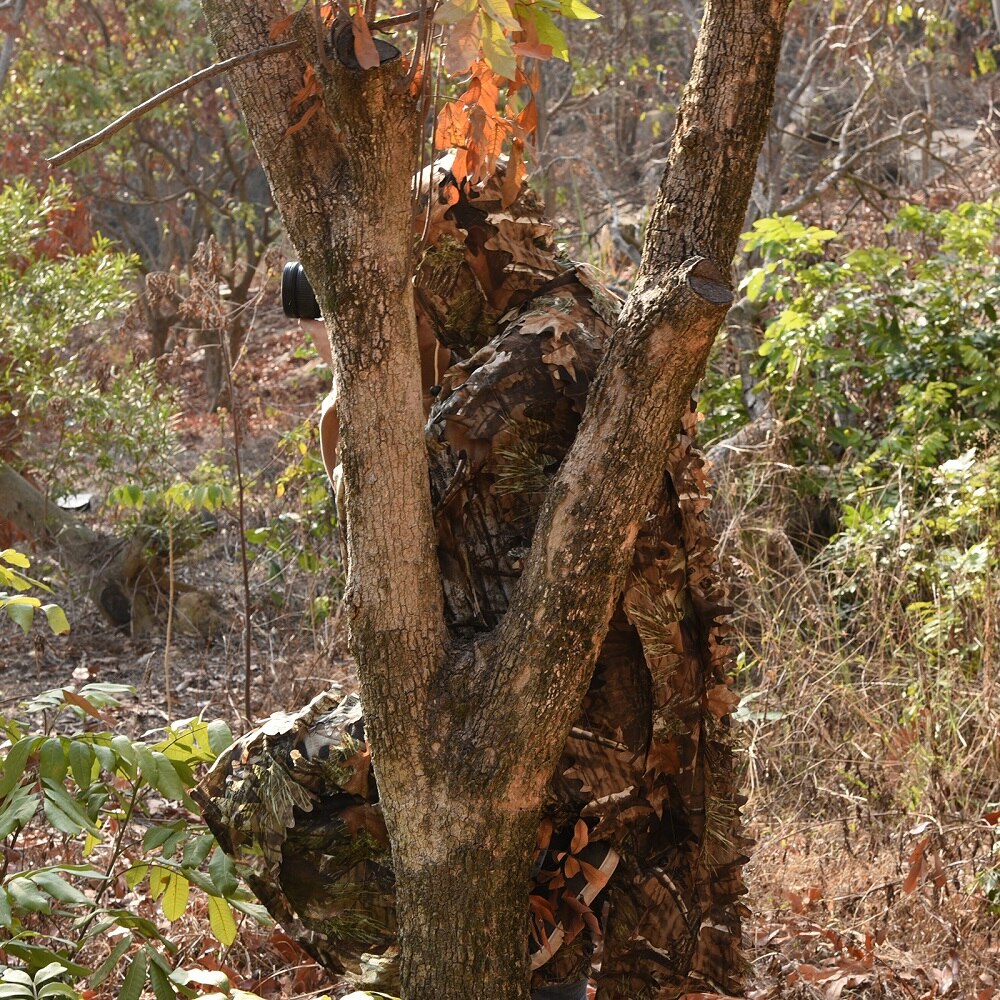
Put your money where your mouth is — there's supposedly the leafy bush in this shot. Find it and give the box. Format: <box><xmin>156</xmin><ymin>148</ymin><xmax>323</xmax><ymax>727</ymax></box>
<box><xmin>0</xmin><ymin>550</ymin><xmax>69</xmax><ymax>636</ymax></box>
<box><xmin>705</xmin><ymin>200</ymin><xmax>999</xmax><ymax>816</ymax></box>
<box><xmin>0</xmin><ymin>180</ymin><xmax>179</xmax><ymax>495</ymax></box>
<box><xmin>725</xmin><ymin>200</ymin><xmax>999</xmax><ymax>466</ymax></box>
<box><xmin>0</xmin><ymin>685</ymin><xmax>269</xmax><ymax>1000</ymax></box>
<box><xmin>246</xmin><ymin>422</ymin><xmax>343</xmax><ymax>623</ymax></box>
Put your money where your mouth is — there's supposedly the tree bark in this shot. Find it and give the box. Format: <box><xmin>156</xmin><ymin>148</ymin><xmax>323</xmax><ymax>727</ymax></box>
<box><xmin>0</xmin><ymin>0</ymin><xmax>27</xmax><ymax>100</ymax></box>
<box><xmin>0</xmin><ymin>459</ymin><xmax>221</xmax><ymax>636</ymax></box>
<box><xmin>0</xmin><ymin>459</ymin><xmax>135</xmax><ymax>627</ymax></box>
<box><xmin>196</xmin><ymin>2</ymin><xmax>788</xmax><ymax>998</ymax></box>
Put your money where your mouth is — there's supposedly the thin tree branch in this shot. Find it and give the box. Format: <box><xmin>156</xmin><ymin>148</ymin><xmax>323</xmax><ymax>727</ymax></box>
<box><xmin>46</xmin><ymin>39</ymin><xmax>298</xmax><ymax>167</ymax></box>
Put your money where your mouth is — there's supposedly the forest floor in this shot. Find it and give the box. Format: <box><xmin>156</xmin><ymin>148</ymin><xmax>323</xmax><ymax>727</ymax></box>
<box><xmin>4</xmin><ymin>264</ymin><xmax>999</xmax><ymax>999</ymax></box>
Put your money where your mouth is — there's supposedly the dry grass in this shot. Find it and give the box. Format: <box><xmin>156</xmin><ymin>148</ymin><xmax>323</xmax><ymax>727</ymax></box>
<box><xmin>711</xmin><ymin>457</ymin><xmax>1000</xmax><ymax>998</ymax></box>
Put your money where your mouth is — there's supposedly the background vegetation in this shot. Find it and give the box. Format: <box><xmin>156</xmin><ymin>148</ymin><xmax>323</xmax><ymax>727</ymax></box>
<box><xmin>1</xmin><ymin>0</ymin><xmax>997</xmax><ymax>997</ymax></box>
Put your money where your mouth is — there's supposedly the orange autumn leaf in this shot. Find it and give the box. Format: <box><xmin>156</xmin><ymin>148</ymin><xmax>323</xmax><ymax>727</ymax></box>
<box><xmin>517</xmin><ymin>97</ymin><xmax>538</xmax><ymax>136</ymax></box>
<box><xmin>434</xmin><ymin>101</ymin><xmax>471</xmax><ymax>150</ymax></box>
<box><xmin>352</xmin><ymin>7</ymin><xmax>380</xmax><ymax>70</ymax></box>
<box><xmin>286</xmin><ymin>101</ymin><xmax>321</xmax><ymax>136</ymax></box>
<box><xmin>341</xmin><ymin>745</ymin><xmax>372</xmax><ymax>796</ymax></box>
<box><xmin>445</xmin><ymin>12</ymin><xmax>482</xmax><ymax>76</ymax></box>
<box><xmin>535</xmin><ymin>816</ymin><xmax>554</xmax><ymax>851</ymax></box>
<box><xmin>269</xmin><ymin>12</ymin><xmax>295</xmax><ymax>39</ymax></box>
<box><xmin>579</xmin><ymin>859</ymin><xmax>611</xmax><ymax>892</ymax></box>
<box><xmin>339</xmin><ymin>804</ymin><xmax>390</xmax><ymax>847</ymax></box>
<box><xmin>645</xmin><ymin>739</ymin><xmax>681</xmax><ymax>777</ymax></box>
<box><xmin>449</xmin><ymin>148</ymin><xmax>469</xmax><ymax>185</ymax></box>
<box><xmin>705</xmin><ymin>682</ymin><xmax>740</xmax><ymax>719</ymax></box>
<box><xmin>902</xmin><ymin>834</ymin><xmax>930</xmax><ymax>894</ymax></box>
<box><xmin>569</xmin><ymin>817</ymin><xmax>589</xmax><ymax>854</ymax></box>
<box><xmin>290</xmin><ymin>66</ymin><xmax>319</xmax><ymax>112</ymax></box>
<box><xmin>513</xmin><ymin>12</ymin><xmax>553</xmax><ymax>60</ymax></box>
<box><xmin>500</xmin><ymin>140</ymin><xmax>525</xmax><ymax>207</ymax></box>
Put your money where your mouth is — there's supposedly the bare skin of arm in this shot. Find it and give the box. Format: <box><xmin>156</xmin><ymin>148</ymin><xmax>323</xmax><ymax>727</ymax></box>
<box><xmin>301</xmin><ymin>317</ymin><xmax>448</xmax><ymax>482</ymax></box>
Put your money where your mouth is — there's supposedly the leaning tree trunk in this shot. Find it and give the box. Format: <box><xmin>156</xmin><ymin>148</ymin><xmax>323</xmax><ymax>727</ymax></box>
<box><xmin>197</xmin><ymin>2</ymin><xmax>788</xmax><ymax>998</ymax></box>
<box><xmin>0</xmin><ymin>459</ymin><xmax>220</xmax><ymax>636</ymax></box>
<box><xmin>0</xmin><ymin>459</ymin><xmax>140</xmax><ymax>628</ymax></box>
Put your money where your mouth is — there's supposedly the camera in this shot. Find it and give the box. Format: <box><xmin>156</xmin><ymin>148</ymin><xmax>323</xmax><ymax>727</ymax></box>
<box><xmin>282</xmin><ymin>261</ymin><xmax>321</xmax><ymax>319</ymax></box>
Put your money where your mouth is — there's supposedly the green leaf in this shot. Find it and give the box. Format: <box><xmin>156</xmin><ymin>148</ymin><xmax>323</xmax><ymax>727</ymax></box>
<box><xmin>171</xmin><ymin>967</ymin><xmax>231</xmax><ymax>989</ymax></box>
<box><xmin>41</xmin><ymin>778</ymin><xmax>100</xmax><ymax>836</ymax></box>
<box><xmin>207</xmin><ymin>895</ymin><xmax>238</xmax><ymax>946</ymax></box>
<box><xmin>68</xmin><ymin>741</ymin><xmax>94</xmax><ymax>790</ymax></box>
<box><xmin>744</xmin><ymin>267</ymin><xmax>766</xmax><ymax>303</ymax></box>
<box><xmin>149</xmin><ymin>752</ymin><xmax>189</xmax><ymax>801</ymax></box>
<box><xmin>436</xmin><ymin>0</ymin><xmax>477</xmax><ymax>23</ymax></box>
<box><xmin>37</xmin><ymin>985</ymin><xmax>79</xmax><ymax>999</ymax></box>
<box><xmin>526</xmin><ymin>6</ymin><xmax>569</xmax><ymax>60</ymax></box>
<box><xmin>119</xmin><ymin>951</ymin><xmax>148</xmax><ymax>1000</ymax></box>
<box><xmin>39</xmin><ymin>738</ymin><xmax>68</xmax><ymax>783</ymax></box>
<box><xmin>0</xmin><ymin>948</ymin><xmax>89</xmax><ymax>980</ymax></box>
<box><xmin>41</xmin><ymin>604</ymin><xmax>70</xmax><ymax>636</ymax></box>
<box><xmin>0</xmin><ymin>983</ymin><xmax>34</xmax><ymax>999</ymax></box>
<box><xmin>0</xmin><ymin>970</ymin><xmax>33</xmax><ymax>986</ymax></box>
<box><xmin>0</xmin><ymin>784</ymin><xmax>40</xmax><ymax>839</ymax></box>
<box><xmin>148</xmin><ymin>865</ymin><xmax>169</xmax><ymax>901</ymax></box>
<box><xmin>4</xmin><ymin>600</ymin><xmax>36</xmax><ymax>634</ymax></box>
<box><xmin>89</xmin><ymin>932</ymin><xmax>133</xmax><ymax>988</ymax></box>
<box><xmin>33</xmin><ymin>963</ymin><xmax>69</xmax><ymax>988</ymax></box>
<box><xmin>125</xmin><ymin>864</ymin><xmax>149</xmax><ymax>890</ymax></box>
<box><xmin>1</xmin><ymin>548</ymin><xmax>31</xmax><ymax>568</ymax></box>
<box><xmin>206</xmin><ymin>720</ymin><xmax>234</xmax><ymax>755</ymax></box>
<box><xmin>227</xmin><ymin>897</ymin><xmax>271</xmax><ymax>923</ymax></box>
<box><xmin>182</xmin><ymin>832</ymin><xmax>215</xmax><ymax>869</ymax></box>
<box><xmin>558</xmin><ymin>0</ymin><xmax>600</xmax><ymax>18</ymax></box>
<box><xmin>147</xmin><ymin>959</ymin><xmax>177</xmax><ymax>1000</ymax></box>
<box><xmin>480</xmin><ymin>13</ymin><xmax>517</xmax><ymax>79</ymax></box>
<box><xmin>179</xmin><ymin>868</ymin><xmax>219</xmax><ymax>896</ymax></box>
<box><xmin>0</xmin><ymin>888</ymin><xmax>12</xmax><ymax>928</ymax></box>
<box><xmin>110</xmin><ymin>734</ymin><xmax>138</xmax><ymax>771</ymax></box>
<box><xmin>480</xmin><ymin>0</ymin><xmax>519</xmax><ymax>30</ymax></box>
<box><xmin>161</xmin><ymin>872</ymin><xmax>190</xmax><ymax>922</ymax></box>
<box><xmin>31</xmin><ymin>870</ymin><xmax>94</xmax><ymax>907</ymax></box>
<box><xmin>7</xmin><ymin>876</ymin><xmax>53</xmax><ymax>913</ymax></box>
<box><xmin>133</xmin><ymin>742</ymin><xmax>160</xmax><ymax>785</ymax></box>
<box><xmin>208</xmin><ymin>847</ymin><xmax>238</xmax><ymax>897</ymax></box>
<box><xmin>0</xmin><ymin>737</ymin><xmax>40</xmax><ymax>797</ymax></box>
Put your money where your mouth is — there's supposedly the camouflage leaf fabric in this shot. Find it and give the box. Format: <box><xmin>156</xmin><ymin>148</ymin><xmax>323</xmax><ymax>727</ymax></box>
<box><xmin>197</xmin><ymin>167</ymin><xmax>749</xmax><ymax>999</ymax></box>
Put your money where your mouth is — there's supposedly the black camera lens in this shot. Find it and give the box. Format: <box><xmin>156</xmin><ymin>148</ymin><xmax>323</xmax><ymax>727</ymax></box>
<box><xmin>281</xmin><ymin>261</ymin><xmax>321</xmax><ymax>319</ymax></box>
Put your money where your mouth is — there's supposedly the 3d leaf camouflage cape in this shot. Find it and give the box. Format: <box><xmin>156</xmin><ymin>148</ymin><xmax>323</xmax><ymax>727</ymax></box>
<box><xmin>195</xmin><ymin>168</ymin><xmax>750</xmax><ymax>999</ymax></box>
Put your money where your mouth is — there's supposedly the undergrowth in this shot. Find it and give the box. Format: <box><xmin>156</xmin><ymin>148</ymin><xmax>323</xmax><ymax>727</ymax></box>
<box><xmin>704</xmin><ymin>199</ymin><xmax>1000</xmax><ymax>997</ymax></box>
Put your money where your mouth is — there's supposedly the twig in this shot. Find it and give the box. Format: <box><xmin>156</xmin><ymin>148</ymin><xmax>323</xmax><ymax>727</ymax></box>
<box><xmin>373</xmin><ymin>9</ymin><xmax>421</xmax><ymax>31</ymax></box>
<box><xmin>46</xmin><ymin>39</ymin><xmax>298</xmax><ymax>168</ymax></box>
<box><xmin>219</xmin><ymin>323</ymin><xmax>255</xmax><ymax>725</ymax></box>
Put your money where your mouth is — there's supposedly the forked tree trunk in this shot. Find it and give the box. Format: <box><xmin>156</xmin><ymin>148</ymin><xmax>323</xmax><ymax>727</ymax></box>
<box><xmin>197</xmin><ymin>2</ymin><xmax>788</xmax><ymax>998</ymax></box>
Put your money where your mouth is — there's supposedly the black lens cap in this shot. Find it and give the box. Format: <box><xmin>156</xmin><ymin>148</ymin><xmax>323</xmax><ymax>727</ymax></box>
<box><xmin>281</xmin><ymin>262</ymin><xmax>321</xmax><ymax>319</ymax></box>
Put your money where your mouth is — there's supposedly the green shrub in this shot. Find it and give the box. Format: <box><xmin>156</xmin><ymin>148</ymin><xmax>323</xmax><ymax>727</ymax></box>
<box><xmin>0</xmin><ymin>685</ymin><xmax>268</xmax><ymax>999</ymax></box>
<box><xmin>0</xmin><ymin>180</ymin><xmax>179</xmax><ymax>496</ymax></box>
<box><xmin>0</xmin><ymin>550</ymin><xmax>69</xmax><ymax>636</ymax></box>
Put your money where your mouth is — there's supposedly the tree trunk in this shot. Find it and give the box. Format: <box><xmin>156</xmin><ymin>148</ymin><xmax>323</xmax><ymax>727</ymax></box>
<box><xmin>0</xmin><ymin>0</ymin><xmax>27</xmax><ymax>100</ymax></box>
<box><xmin>0</xmin><ymin>459</ymin><xmax>220</xmax><ymax>636</ymax></box>
<box><xmin>0</xmin><ymin>459</ymin><xmax>136</xmax><ymax>628</ymax></box>
<box><xmin>196</xmin><ymin>1</ymin><xmax>788</xmax><ymax>997</ymax></box>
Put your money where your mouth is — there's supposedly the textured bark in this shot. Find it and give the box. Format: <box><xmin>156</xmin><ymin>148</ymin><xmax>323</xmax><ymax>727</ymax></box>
<box><xmin>0</xmin><ymin>459</ymin><xmax>221</xmax><ymax>635</ymax></box>
<box><xmin>0</xmin><ymin>459</ymin><xmax>135</xmax><ymax>627</ymax></box>
<box><xmin>196</xmin><ymin>2</ymin><xmax>788</xmax><ymax>998</ymax></box>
